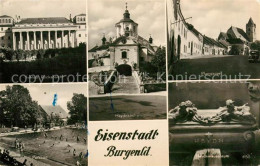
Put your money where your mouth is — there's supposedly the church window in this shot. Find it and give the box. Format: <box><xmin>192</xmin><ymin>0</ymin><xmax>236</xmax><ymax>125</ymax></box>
<box><xmin>126</xmin><ymin>27</ymin><xmax>129</xmax><ymax>31</ymax></box>
<box><xmin>79</xmin><ymin>34</ymin><xmax>81</xmax><ymax>37</ymax></box>
<box><xmin>122</xmin><ymin>51</ymin><xmax>127</xmax><ymax>59</ymax></box>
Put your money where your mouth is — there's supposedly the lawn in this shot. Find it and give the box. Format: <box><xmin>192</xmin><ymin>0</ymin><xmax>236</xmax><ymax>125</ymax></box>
<box><xmin>89</xmin><ymin>95</ymin><xmax>167</xmax><ymax>121</ymax></box>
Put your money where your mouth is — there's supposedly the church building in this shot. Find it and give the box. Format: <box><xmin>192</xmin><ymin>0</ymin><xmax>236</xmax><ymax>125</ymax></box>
<box><xmin>88</xmin><ymin>3</ymin><xmax>158</xmax><ymax>73</ymax></box>
<box><xmin>218</xmin><ymin>18</ymin><xmax>256</xmax><ymax>55</ymax></box>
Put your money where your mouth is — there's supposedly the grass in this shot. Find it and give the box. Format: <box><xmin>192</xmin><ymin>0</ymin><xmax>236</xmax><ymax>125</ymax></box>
<box><xmin>89</xmin><ymin>95</ymin><xmax>167</xmax><ymax>121</ymax></box>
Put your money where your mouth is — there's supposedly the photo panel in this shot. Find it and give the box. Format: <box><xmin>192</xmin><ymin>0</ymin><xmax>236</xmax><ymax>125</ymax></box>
<box><xmin>88</xmin><ymin>0</ymin><xmax>167</xmax><ymax>121</ymax></box>
<box><xmin>0</xmin><ymin>0</ymin><xmax>87</xmax><ymax>83</ymax></box>
<box><xmin>0</xmin><ymin>83</ymin><xmax>88</xmax><ymax>166</ymax></box>
<box><xmin>168</xmin><ymin>81</ymin><xmax>260</xmax><ymax>165</ymax></box>
<box><xmin>167</xmin><ymin>0</ymin><xmax>260</xmax><ymax>80</ymax></box>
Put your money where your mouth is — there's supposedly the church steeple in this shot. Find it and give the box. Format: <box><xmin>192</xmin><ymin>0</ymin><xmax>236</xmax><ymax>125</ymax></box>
<box><xmin>246</xmin><ymin>17</ymin><xmax>256</xmax><ymax>42</ymax></box>
<box><xmin>115</xmin><ymin>2</ymin><xmax>138</xmax><ymax>38</ymax></box>
<box><xmin>123</xmin><ymin>2</ymin><xmax>130</xmax><ymax>19</ymax></box>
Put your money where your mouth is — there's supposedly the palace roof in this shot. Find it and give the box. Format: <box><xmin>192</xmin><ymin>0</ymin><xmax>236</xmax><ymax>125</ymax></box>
<box><xmin>75</xmin><ymin>14</ymin><xmax>86</xmax><ymax>17</ymax></box>
<box><xmin>0</xmin><ymin>15</ymin><xmax>13</xmax><ymax>18</ymax></box>
<box><xmin>17</xmin><ymin>17</ymin><xmax>72</xmax><ymax>24</ymax></box>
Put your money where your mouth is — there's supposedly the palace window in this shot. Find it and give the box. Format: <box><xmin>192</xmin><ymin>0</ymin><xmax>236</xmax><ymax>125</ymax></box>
<box><xmin>122</xmin><ymin>51</ymin><xmax>127</xmax><ymax>59</ymax></box>
<box><xmin>79</xmin><ymin>34</ymin><xmax>81</xmax><ymax>37</ymax></box>
<box><xmin>0</xmin><ymin>19</ymin><xmax>1</xmax><ymax>23</ymax></box>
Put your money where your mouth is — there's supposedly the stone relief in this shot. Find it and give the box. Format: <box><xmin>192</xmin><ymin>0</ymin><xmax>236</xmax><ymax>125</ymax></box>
<box><xmin>169</xmin><ymin>100</ymin><xmax>256</xmax><ymax>125</ymax></box>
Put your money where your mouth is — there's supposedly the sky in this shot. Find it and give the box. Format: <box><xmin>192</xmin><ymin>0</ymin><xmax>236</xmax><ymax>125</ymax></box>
<box><xmin>88</xmin><ymin>0</ymin><xmax>166</xmax><ymax>49</ymax></box>
<box><xmin>0</xmin><ymin>0</ymin><xmax>86</xmax><ymax>19</ymax></box>
<box><xmin>0</xmin><ymin>83</ymin><xmax>88</xmax><ymax>112</ymax></box>
<box><xmin>181</xmin><ymin>0</ymin><xmax>260</xmax><ymax>40</ymax></box>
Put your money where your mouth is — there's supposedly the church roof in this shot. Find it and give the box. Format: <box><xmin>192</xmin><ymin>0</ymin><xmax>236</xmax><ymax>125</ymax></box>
<box><xmin>218</xmin><ymin>32</ymin><xmax>229</xmax><ymax>40</ymax></box>
<box><xmin>227</xmin><ymin>26</ymin><xmax>250</xmax><ymax>42</ymax></box>
<box><xmin>88</xmin><ymin>44</ymin><xmax>109</xmax><ymax>52</ymax></box>
<box><xmin>17</xmin><ymin>17</ymin><xmax>72</xmax><ymax>24</ymax></box>
<box><xmin>88</xmin><ymin>35</ymin><xmax>156</xmax><ymax>55</ymax></box>
<box><xmin>40</xmin><ymin>105</ymin><xmax>68</xmax><ymax>119</ymax></box>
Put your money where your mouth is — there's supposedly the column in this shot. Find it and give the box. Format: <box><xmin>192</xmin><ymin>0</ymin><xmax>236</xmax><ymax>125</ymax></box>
<box><xmin>20</xmin><ymin>32</ymin><xmax>23</xmax><ymax>50</ymax></box>
<box><xmin>68</xmin><ymin>30</ymin><xmax>71</xmax><ymax>47</ymax></box>
<box><xmin>55</xmin><ymin>31</ymin><xmax>57</xmax><ymax>48</ymax></box>
<box><xmin>27</xmin><ymin>31</ymin><xmax>30</xmax><ymax>50</ymax></box>
<box><xmin>40</xmin><ymin>31</ymin><xmax>43</xmax><ymax>49</ymax></box>
<box><xmin>33</xmin><ymin>31</ymin><xmax>36</xmax><ymax>50</ymax></box>
<box><xmin>12</xmin><ymin>32</ymin><xmax>16</xmax><ymax>50</ymax></box>
<box><xmin>71</xmin><ymin>31</ymin><xmax>74</xmax><ymax>48</ymax></box>
<box><xmin>61</xmin><ymin>30</ymin><xmax>64</xmax><ymax>48</ymax></box>
<box><xmin>48</xmin><ymin>31</ymin><xmax>51</xmax><ymax>49</ymax></box>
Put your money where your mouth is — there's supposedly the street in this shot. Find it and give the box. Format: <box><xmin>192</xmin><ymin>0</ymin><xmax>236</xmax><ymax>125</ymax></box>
<box><xmin>170</xmin><ymin>55</ymin><xmax>260</xmax><ymax>80</ymax></box>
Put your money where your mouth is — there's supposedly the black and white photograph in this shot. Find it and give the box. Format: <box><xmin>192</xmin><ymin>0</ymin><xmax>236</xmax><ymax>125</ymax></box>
<box><xmin>0</xmin><ymin>83</ymin><xmax>88</xmax><ymax>166</ymax></box>
<box><xmin>168</xmin><ymin>81</ymin><xmax>260</xmax><ymax>165</ymax></box>
<box><xmin>88</xmin><ymin>0</ymin><xmax>167</xmax><ymax>122</ymax></box>
<box><xmin>0</xmin><ymin>0</ymin><xmax>87</xmax><ymax>83</ymax></box>
<box><xmin>167</xmin><ymin>0</ymin><xmax>260</xmax><ymax>80</ymax></box>
<box><xmin>88</xmin><ymin>0</ymin><xmax>166</xmax><ymax>96</ymax></box>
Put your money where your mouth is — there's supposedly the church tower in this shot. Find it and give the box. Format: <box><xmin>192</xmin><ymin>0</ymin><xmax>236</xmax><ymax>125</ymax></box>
<box><xmin>246</xmin><ymin>18</ymin><xmax>256</xmax><ymax>42</ymax></box>
<box><xmin>115</xmin><ymin>3</ymin><xmax>138</xmax><ymax>38</ymax></box>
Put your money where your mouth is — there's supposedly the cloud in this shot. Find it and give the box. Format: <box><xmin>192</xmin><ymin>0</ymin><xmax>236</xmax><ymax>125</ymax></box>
<box><xmin>88</xmin><ymin>0</ymin><xmax>165</xmax><ymax>48</ymax></box>
<box><xmin>0</xmin><ymin>0</ymin><xmax>86</xmax><ymax>19</ymax></box>
<box><xmin>181</xmin><ymin>0</ymin><xmax>260</xmax><ymax>40</ymax></box>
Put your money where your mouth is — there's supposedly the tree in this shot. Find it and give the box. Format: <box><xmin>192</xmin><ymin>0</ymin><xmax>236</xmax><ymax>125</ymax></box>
<box><xmin>151</xmin><ymin>46</ymin><xmax>166</xmax><ymax>73</ymax></box>
<box><xmin>229</xmin><ymin>45</ymin><xmax>240</xmax><ymax>55</ymax></box>
<box><xmin>0</xmin><ymin>85</ymin><xmax>43</xmax><ymax>127</ymax></box>
<box><xmin>250</xmin><ymin>41</ymin><xmax>260</xmax><ymax>51</ymax></box>
<box><xmin>67</xmin><ymin>93</ymin><xmax>87</xmax><ymax>124</ymax></box>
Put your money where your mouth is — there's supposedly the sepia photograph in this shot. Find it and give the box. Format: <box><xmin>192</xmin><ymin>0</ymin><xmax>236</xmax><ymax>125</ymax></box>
<box><xmin>0</xmin><ymin>0</ymin><xmax>87</xmax><ymax>83</ymax></box>
<box><xmin>167</xmin><ymin>0</ymin><xmax>260</xmax><ymax>80</ymax></box>
<box><xmin>168</xmin><ymin>81</ymin><xmax>260</xmax><ymax>165</ymax></box>
<box><xmin>88</xmin><ymin>0</ymin><xmax>166</xmax><ymax>96</ymax></box>
<box><xmin>0</xmin><ymin>83</ymin><xmax>88</xmax><ymax>166</ymax></box>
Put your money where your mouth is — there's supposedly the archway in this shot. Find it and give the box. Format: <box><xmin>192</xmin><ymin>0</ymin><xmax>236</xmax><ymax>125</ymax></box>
<box><xmin>177</xmin><ymin>35</ymin><xmax>181</xmax><ymax>60</ymax></box>
<box><xmin>116</xmin><ymin>64</ymin><xmax>132</xmax><ymax>76</ymax></box>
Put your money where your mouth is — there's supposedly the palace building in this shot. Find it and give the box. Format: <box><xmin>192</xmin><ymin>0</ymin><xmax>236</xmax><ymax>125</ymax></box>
<box><xmin>88</xmin><ymin>3</ymin><xmax>158</xmax><ymax>73</ymax></box>
<box><xmin>0</xmin><ymin>14</ymin><xmax>86</xmax><ymax>50</ymax></box>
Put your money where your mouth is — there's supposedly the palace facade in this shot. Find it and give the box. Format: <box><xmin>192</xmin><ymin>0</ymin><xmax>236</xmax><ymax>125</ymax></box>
<box><xmin>0</xmin><ymin>14</ymin><xmax>86</xmax><ymax>50</ymax></box>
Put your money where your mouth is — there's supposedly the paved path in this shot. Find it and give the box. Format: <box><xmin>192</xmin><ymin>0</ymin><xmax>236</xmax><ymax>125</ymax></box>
<box><xmin>112</xmin><ymin>75</ymin><xmax>140</xmax><ymax>94</ymax></box>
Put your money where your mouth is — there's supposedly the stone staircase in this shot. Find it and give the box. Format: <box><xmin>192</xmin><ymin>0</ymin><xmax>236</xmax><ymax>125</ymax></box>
<box><xmin>111</xmin><ymin>75</ymin><xmax>140</xmax><ymax>94</ymax></box>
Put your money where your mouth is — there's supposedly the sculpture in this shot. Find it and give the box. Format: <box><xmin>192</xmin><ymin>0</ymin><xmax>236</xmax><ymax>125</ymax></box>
<box><xmin>169</xmin><ymin>100</ymin><xmax>256</xmax><ymax>125</ymax></box>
